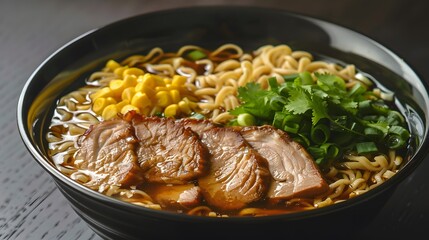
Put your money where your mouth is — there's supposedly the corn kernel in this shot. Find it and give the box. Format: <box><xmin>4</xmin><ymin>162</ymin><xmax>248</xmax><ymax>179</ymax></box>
<box><xmin>120</xmin><ymin>104</ymin><xmax>140</xmax><ymax>115</ymax></box>
<box><xmin>178</xmin><ymin>100</ymin><xmax>191</xmax><ymax>114</ymax></box>
<box><xmin>164</xmin><ymin>104</ymin><xmax>178</xmax><ymax>117</ymax></box>
<box><xmin>152</xmin><ymin>74</ymin><xmax>166</xmax><ymax>87</ymax></box>
<box><xmin>135</xmin><ymin>82</ymin><xmax>156</xmax><ymax>98</ymax></box>
<box><xmin>123</xmin><ymin>75</ymin><xmax>138</xmax><ymax>87</ymax></box>
<box><xmin>163</xmin><ymin>77</ymin><xmax>172</xmax><ymax>85</ymax></box>
<box><xmin>131</xmin><ymin>92</ymin><xmax>151</xmax><ymax>109</ymax></box>
<box><xmin>90</xmin><ymin>87</ymin><xmax>113</xmax><ymax>100</ymax></box>
<box><xmin>156</xmin><ymin>91</ymin><xmax>171</xmax><ymax>107</ymax></box>
<box><xmin>102</xmin><ymin>104</ymin><xmax>118</xmax><ymax>120</ymax></box>
<box><xmin>123</xmin><ymin>67</ymin><xmax>144</xmax><ymax>77</ymax></box>
<box><xmin>141</xmin><ymin>74</ymin><xmax>157</xmax><ymax>88</ymax></box>
<box><xmin>170</xmin><ymin>89</ymin><xmax>181</xmax><ymax>103</ymax></box>
<box><xmin>92</xmin><ymin>98</ymin><xmax>110</xmax><ymax>114</ymax></box>
<box><xmin>172</xmin><ymin>75</ymin><xmax>186</xmax><ymax>86</ymax></box>
<box><xmin>113</xmin><ymin>66</ymin><xmax>128</xmax><ymax>77</ymax></box>
<box><xmin>155</xmin><ymin>86</ymin><xmax>170</xmax><ymax>92</ymax></box>
<box><xmin>115</xmin><ymin>100</ymin><xmax>130</xmax><ymax>111</ymax></box>
<box><xmin>122</xmin><ymin>87</ymin><xmax>135</xmax><ymax>101</ymax></box>
<box><xmin>109</xmin><ymin>79</ymin><xmax>126</xmax><ymax>97</ymax></box>
<box><xmin>106</xmin><ymin>60</ymin><xmax>121</xmax><ymax>71</ymax></box>
<box><xmin>106</xmin><ymin>97</ymin><xmax>117</xmax><ymax>105</ymax></box>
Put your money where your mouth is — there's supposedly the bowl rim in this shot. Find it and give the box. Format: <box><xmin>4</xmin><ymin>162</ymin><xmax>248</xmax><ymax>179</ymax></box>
<box><xmin>16</xmin><ymin>5</ymin><xmax>429</xmax><ymax>223</ymax></box>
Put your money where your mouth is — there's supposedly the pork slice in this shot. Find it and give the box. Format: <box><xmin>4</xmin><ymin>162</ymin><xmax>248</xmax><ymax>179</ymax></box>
<box><xmin>75</xmin><ymin>119</ymin><xmax>144</xmax><ymax>190</ymax></box>
<box><xmin>177</xmin><ymin>118</ymin><xmax>218</xmax><ymax>133</ymax></box>
<box><xmin>146</xmin><ymin>184</ymin><xmax>202</xmax><ymax>209</ymax></box>
<box><xmin>182</xmin><ymin>120</ymin><xmax>270</xmax><ymax>211</ymax></box>
<box><xmin>240</xmin><ymin>125</ymin><xmax>329</xmax><ymax>201</ymax></box>
<box><xmin>132</xmin><ymin>116</ymin><xmax>208</xmax><ymax>184</ymax></box>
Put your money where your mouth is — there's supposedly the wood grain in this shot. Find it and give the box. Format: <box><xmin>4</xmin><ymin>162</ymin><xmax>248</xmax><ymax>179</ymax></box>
<box><xmin>1</xmin><ymin>0</ymin><xmax>428</xmax><ymax>239</ymax></box>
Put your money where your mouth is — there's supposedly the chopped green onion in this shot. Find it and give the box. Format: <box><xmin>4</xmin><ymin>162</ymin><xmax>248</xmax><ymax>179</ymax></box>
<box><xmin>283</xmin><ymin>122</ymin><xmax>300</xmax><ymax>133</ymax></box>
<box><xmin>389</xmin><ymin>125</ymin><xmax>410</xmax><ymax>139</ymax></box>
<box><xmin>348</xmin><ymin>82</ymin><xmax>366</xmax><ymax>97</ymax></box>
<box><xmin>385</xmin><ymin>134</ymin><xmax>406</xmax><ymax>149</ymax></box>
<box><xmin>190</xmin><ymin>112</ymin><xmax>205</xmax><ymax>120</ymax></box>
<box><xmin>294</xmin><ymin>133</ymin><xmax>310</xmax><ymax>148</ymax></box>
<box><xmin>320</xmin><ymin>143</ymin><xmax>340</xmax><ymax>159</ymax></box>
<box><xmin>308</xmin><ymin>146</ymin><xmax>326</xmax><ymax>159</ymax></box>
<box><xmin>268</xmin><ymin>96</ymin><xmax>287</xmax><ymax>111</ymax></box>
<box><xmin>311</xmin><ymin>123</ymin><xmax>330</xmax><ymax>144</ymax></box>
<box><xmin>237</xmin><ymin>113</ymin><xmax>255</xmax><ymax>126</ymax></box>
<box><xmin>364</xmin><ymin>127</ymin><xmax>383</xmax><ymax>141</ymax></box>
<box><xmin>358</xmin><ymin>100</ymin><xmax>373</xmax><ymax>114</ymax></box>
<box><xmin>272</xmin><ymin>112</ymin><xmax>287</xmax><ymax>129</ymax></box>
<box><xmin>356</xmin><ymin>142</ymin><xmax>378</xmax><ymax>154</ymax></box>
<box><xmin>187</xmin><ymin>50</ymin><xmax>206</xmax><ymax>61</ymax></box>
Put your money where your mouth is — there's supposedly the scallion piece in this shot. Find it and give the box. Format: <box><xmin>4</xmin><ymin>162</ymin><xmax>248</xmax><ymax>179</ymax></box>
<box><xmin>187</xmin><ymin>50</ymin><xmax>207</xmax><ymax>61</ymax></box>
<box><xmin>190</xmin><ymin>112</ymin><xmax>205</xmax><ymax>120</ymax></box>
<box><xmin>348</xmin><ymin>82</ymin><xmax>366</xmax><ymax>97</ymax></box>
<box><xmin>356</xmin><ymin>142</ymin><xmax>378</xmax><ymax>154</ymax></box>
<box><xmin>385</xmin><ymin>134</ymin><xmax>406</xmax><ymax>149</ymax></box>
<box><xmin>320</xmin><ymin>143</ymin><xmax>340</xmax><ymax>159</ymax></box>
<box><xmin>388</xmin><ymin>125</ymin><xmax>410</xmax><ymax>139</ymax></box>
<box><xmin>311</xmin><ymin>123</ymin><xmax>330</xmax><ymax>144</ymax></box>
<box><xmin>364</xmin><ymin>127</ymin><xmax>383</xmax><ymax>141</ymax></box>
<box><xmin>237</xmin><ymin>113</ymin><xmax>255</xmax><ymax>126</ymax></box>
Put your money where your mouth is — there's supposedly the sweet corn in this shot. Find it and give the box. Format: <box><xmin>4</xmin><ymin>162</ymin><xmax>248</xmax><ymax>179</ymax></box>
<box><xmin>120</xmin><ymin>104</ymin><xmax>140</xmax><ymax>115</ymax></box>
<box><xmin>109</xmin><ymin>79</ymin><xmax>126</xmax><ymax>97</ymax></box>
<box><xmin>106</xmin><ymin>60</ymin><xmax>121</xmax><ymax>71</ymax></box>
<box><xmin>91</xmin><ymin>72</ymin><xmax>196</xmax><ymax>118</ymax></box>
<box><xmin>92</xmin><ymin>97</ymin><xmax>116</xmax><ymax>114</ymax></box>
<box><xmin>131</xmin><ymin>92</ymin><xmax>151</xmax><ymax>109</ymax></box>
<box><xmin>115</xmin><ymin>100</ymin><xmax>130</xmax><ymax>112</ymax></box>
<box><xmin>156</xmin><ymin>91</ymin><xmax>171</xmax><ymax>107</ymax></box>
<box><xmin>123</xmin><ymin>75</ymin><xmax>138</xmax><ymax>87</ymax></box>
<box><xmin>123</xmin><ymin>67</ymin><xmax>144</xmax><ymax>77</ymax></box>
<box><xmin>121</xmin><ymin>87</ymin><xmax>136</xmax><ymax>101</ymax></box>
<box><xmin>170</xmin><ymin>89</ymin><xmax>181</xmax><ymax>103</ymax></box>
<box><xmin>90</xmin><ymin>87</ymin><xmax>113</xmax><ymax>101</ymax></box>
<box><xmin>113</xmin><ymin>66</ymin><xmax>128</xmax><ymax>77</ymax></box>
<box><xmin>163</xmin><ymin>77</ymin><xmax>172</xmax><ymax>85</ymax></box>
<box><xmin>171</xmin><ymin>75</ymin><xmax>186</xmax><ymax>86</ymax></box>
<box><xmin>178</xmin><ymin>100</ymin><xmax>191</xmax><ymax>114</ymax></box>
<box><xmin>164</xmin><ymin>104</ymin><xmax>178</xmax><ymax>117</ymax></box>
<box><xmin>102</xmin><ymin>104</ymin><xmax>118</xmax><ymax>120</ymax></box>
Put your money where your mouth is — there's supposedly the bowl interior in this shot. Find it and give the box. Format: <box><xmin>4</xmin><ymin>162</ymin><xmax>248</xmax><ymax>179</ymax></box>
<box><xmin>18</xmin><ymin>6</ymin><xmax>429</xmax><ymax>223</ymax></box>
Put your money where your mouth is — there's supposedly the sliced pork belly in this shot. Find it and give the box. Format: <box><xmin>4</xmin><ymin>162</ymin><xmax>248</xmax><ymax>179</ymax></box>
<box><xmin>145</xmin><ymin>184</ymin><xmax>202</xmax><ymax>209</ymax></box>
<box><xmin>181</xmin><ymin>120</ymin><xmax>270</xmax><ymax>211</ymax></box>
<box><xmin>75</xmin><ymin>119</ymin><xmax>144</xmax><ymax>190</ymax></box>
<box><xmin>132</xmin><ymin>116</ymin><xmax>208</xmax><ymax>184</ymax></box>
<box><xmin>240</xmin><ymin>125</ymin><xmax>328</xmax><ymax>201</ymax></box>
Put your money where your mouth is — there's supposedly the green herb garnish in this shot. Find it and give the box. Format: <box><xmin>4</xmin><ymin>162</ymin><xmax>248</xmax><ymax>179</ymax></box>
<box><xmin>230</xmin><ymin>72</ymin><xmax>410</xmax><ymax>167</ymax></box>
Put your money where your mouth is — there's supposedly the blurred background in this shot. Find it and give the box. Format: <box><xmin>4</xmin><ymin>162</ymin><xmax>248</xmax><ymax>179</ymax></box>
<box><xmin>1</xmin><ymin>0</ymin><xmax>428</xmax><ymax>239</ymax></box>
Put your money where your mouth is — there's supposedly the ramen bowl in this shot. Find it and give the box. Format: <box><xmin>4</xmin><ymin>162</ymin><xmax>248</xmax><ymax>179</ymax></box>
<box><xmin>17</xmin><ymin>6</ymin><xmax>429</xmax><ymax>239</ymax></box>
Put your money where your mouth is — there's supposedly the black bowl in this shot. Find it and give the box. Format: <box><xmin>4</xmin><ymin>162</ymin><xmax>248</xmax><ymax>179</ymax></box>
<box><xmin>17</xmin><ymin>6</ymin><xmax>429</xmax><ymax>239</ymax></box>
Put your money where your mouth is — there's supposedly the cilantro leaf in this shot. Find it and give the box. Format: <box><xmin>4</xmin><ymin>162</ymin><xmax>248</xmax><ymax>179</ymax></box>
<box><xmin>284</xmin><ymin>88</ymin><xmax>312</xmax><ymax>114</ymax></box>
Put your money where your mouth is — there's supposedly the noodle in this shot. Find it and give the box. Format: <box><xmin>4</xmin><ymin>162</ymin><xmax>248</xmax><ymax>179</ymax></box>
<box><xmin>46</xmin><ymin>43</ymin><xmax>405</xmax><ymax>216</ymax></box>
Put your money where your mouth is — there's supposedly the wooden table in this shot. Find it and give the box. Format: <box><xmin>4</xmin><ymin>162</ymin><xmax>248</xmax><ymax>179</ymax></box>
<box><xmin>1</xmin><ymin>0</ymin><xmax>428</xmax><ymax>239</ymax></box>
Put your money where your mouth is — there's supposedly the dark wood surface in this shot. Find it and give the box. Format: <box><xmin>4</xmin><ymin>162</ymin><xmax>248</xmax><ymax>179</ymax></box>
<box><xmin>1</xmin><ymin>0</ymin><xmax>428</xmax><ymax>239</ymax></box>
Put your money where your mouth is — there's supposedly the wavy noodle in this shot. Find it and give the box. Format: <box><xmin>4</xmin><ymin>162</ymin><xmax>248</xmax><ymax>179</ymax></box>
<box><xmin>46</xmin><ymin>43</ymin><xmax>405</xmax><ymax>216</ymax></box>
